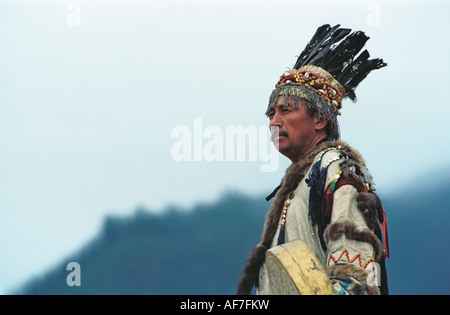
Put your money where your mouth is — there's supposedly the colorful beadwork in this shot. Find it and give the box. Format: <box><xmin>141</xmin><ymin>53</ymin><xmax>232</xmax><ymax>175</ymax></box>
<box><xmin>275</xmin><ymin>65</ymin><xmax>346</xmax><ymax>116</ymax></box>
<box><xmin>330</xmin><ymin>170</ymin><xmax>343</xmax><ymax>191</ymax></box>
<box><xmin>277</xmin><ymin>192</ymin><xmax>295</xmax><ymax>245</ymax></box>
<box><xmin>327</xmin><ymin>248</ymin><xmax>376</xmax><ymax>270</ymax></box>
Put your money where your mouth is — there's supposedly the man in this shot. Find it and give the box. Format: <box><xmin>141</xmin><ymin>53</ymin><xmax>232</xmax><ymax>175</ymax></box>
<box><xmin>237</xmin><ymin>24</ymin><xmax>389</xmax><ymax>295</ymax></box>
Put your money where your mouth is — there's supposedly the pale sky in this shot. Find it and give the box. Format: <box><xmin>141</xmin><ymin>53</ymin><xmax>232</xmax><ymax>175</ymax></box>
<box><xmin>1</xmin><ymin>0</ymin><xmax>449</xmax><ymax>293</ymax></box>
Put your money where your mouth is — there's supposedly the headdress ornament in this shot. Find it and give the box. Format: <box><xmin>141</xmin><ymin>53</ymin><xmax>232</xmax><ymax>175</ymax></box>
<box><xmin>275</xmin><ymin>24</ymin><xmax>387</xmax><ymax>115</ymax></box>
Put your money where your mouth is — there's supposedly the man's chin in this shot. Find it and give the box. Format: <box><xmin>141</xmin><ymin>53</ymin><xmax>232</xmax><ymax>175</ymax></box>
<box><xmin>273</xmin><ymin>137</ymin><xmax>289</xmax><ymax>152</ymax></box>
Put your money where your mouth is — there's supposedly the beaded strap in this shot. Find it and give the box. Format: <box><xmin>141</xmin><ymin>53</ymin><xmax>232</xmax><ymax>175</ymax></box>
<box><xmin>276</xmin><ymin>65</ymin><xmax>345</xmax><ymax>116</ymax></box>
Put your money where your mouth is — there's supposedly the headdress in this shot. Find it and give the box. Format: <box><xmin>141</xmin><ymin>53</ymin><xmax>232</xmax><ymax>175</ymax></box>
<box><xmin>268</xmin><ymin>24</ymin><xmax>387</xmax><ymax>116</ymax></box>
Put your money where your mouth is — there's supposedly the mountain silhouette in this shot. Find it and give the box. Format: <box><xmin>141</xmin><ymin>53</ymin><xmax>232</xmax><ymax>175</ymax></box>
<box><xmin>15</xmin><ymin>178</ymin><xmax>450</xmax><ymax>295</ymax></box>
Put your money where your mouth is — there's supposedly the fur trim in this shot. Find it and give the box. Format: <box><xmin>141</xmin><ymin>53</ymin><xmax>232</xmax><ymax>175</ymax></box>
<box><xmin>327</xmin><ymin>264</ymin><xmax>380</xmax><ymax>295</ymax></box>
<box><xmin>357</xmin><ymin>192</ymin><xmax>383</xmax><ymax>230</ymax></box>
<box><xmin>235</xmin><ymin>244</ymin><xmax>267</xmax><ymax>295</ymax></box>
<box><xmin>323</xmin><ymin>221</ymin><xmax>383</xmax><ymax>262</ymax></box>
<box><xmin>236</xmin><ymin>140</ymin><xmax>356</xmax><ymax>294</ymax></box>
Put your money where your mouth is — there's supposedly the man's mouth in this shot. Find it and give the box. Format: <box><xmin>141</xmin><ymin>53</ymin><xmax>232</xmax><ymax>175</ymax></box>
<box><xmin>271</xmin><ymin>130</ymin><xmax>288</xmax><ymax>141</ymax></box>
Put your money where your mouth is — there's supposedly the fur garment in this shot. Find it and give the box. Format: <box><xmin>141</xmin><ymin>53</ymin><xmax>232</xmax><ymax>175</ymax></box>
<box><xmin>236</xmin><ymin>140</ymin><xmax>384</xmax><ymax>295</ymax></box>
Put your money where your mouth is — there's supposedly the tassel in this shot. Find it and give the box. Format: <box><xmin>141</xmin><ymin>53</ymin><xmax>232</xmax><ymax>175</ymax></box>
<box><xmin>307</xmin><ymin>161</ymin><xmax>331</xmax><ymax>250</ymax></box>
<box><xmin>277</xmin><ymin>226</ymin><xmax>285</xmax><ymax>246</ymax></box>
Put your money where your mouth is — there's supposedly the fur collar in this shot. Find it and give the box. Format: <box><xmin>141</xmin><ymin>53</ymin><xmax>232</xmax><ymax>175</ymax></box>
<box><xmin>236</xmin><ymin>140</ymin><xmax>365</xmax><ymax>295</ymax></box>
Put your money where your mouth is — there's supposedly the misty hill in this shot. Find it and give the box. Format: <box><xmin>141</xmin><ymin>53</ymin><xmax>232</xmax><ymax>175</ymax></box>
<box><xmin>16</xmin><ymin>182</ymin><xmax>450</xmax><ymax>295</ymax></box>
<box><xmin>16</xmin><ymin>191</ymin><xmax>268</xmax><ymax>295</ymax></box>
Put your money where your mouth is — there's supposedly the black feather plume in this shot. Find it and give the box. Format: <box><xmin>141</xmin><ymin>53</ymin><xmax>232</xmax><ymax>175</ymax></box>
<box><xmin>292</xmin><ymin>24</ymin><xmax>387</xmax><ymax>101</ymax></box>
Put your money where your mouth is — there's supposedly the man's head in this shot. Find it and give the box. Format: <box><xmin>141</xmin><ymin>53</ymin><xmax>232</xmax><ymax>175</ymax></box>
<box><xmin>263</xmin><ymin>24</ymin><xmax>387</xmax><ymax>162</ymax></box>
<box><xmin>266</xmin><ymin>85</ymin><xmax>340</xmax><ymax>163</ymax></box>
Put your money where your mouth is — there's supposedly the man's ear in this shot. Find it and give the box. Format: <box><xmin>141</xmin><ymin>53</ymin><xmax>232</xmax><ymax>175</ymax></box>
<box><xmin>315</xmin><ymin>116</ymin><xmax>328</xmax><ymax>131</ymax></box>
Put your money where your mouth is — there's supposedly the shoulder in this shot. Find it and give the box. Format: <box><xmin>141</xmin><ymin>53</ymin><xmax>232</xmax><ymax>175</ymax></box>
<box><xmin>313</xmin><ymin>141</ymin><xmax>366</xmax><ymax>166</ymax></box>
<box><xmin>312</xmin><ymin>141</ymin><xmax>375</xmax><ymax>192</ymax></box>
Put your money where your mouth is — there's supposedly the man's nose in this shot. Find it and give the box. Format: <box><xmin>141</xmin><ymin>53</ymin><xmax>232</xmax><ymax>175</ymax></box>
<box><xmin>269</xmin><ymin>111</ymin><xmax>283</xmax><ymax>130</ymax></box>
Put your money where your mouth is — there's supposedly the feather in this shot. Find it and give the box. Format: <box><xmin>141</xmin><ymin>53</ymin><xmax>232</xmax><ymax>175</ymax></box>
<box><xmin>294</xmin><ymin>24</ymin><xmax>346</xmax><ymax>69</ymax></box>
<box><xmin>291</xmin><ymin>24</ymin><xmax>387</xmax><ymax>101</ymax></box>
<box><xmin>346</xmin><ymin>58</ymin><xmax>387</xmax><ymax>92</ymax></box>
<box><xmin>338</xmin><ymin>50</ymin><xmax>370</xmax><ymax>85</ymax></box>
<box><xmin>305</xmin><ymin>28</ymin><xmax>352</xmax><ymax>67</ymax></box>
<box><xmin>319</xmin><ymin>31</ymin><xmax>369</xmax><ymax>77</ymax></box>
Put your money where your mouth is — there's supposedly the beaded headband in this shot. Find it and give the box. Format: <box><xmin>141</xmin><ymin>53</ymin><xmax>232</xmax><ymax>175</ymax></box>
<box><xmin>276</xmin><ymin>65</ymin><xmax>345</xmax><ymax>116</ymax></box>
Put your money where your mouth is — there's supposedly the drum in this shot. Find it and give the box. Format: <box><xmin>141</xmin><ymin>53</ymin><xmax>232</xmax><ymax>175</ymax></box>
<box><xmin>265</xmin><ymin>239</ymin><xmax>336</xmax><ymax>295</ymax></box>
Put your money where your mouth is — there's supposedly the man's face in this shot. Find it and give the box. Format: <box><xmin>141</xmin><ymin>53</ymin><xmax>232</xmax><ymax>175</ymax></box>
<box><xmin>268</xmin><ymin>96</ymin><xmax>320</xmax><ymax>163</ymax></box>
